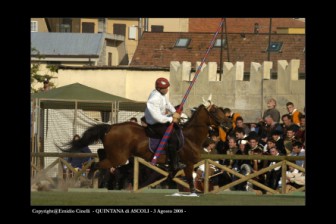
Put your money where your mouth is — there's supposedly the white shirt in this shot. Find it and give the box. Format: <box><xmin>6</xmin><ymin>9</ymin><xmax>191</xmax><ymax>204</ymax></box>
<box><xmin>270</xmin><ymin>152</ymin><xmax>281</xmax><ymax>171</ymax></box>
<box><xmin>144</xmin><ymin>89</ymin><xmax>176</xmax><ymax>125</ymax></box>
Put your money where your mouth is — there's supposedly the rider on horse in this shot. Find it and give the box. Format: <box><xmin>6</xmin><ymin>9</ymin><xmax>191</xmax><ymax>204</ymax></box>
<box><xmin>144</xmin><ymin>77</ymin><xmax>186</xmax><ymax>171</ymax></box>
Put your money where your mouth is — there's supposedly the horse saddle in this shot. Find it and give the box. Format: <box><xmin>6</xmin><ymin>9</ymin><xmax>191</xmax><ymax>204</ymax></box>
<box><xmin>141</xmin><ymin>117</ymin><xmax>184</xmax><ymax>154</ymax></box>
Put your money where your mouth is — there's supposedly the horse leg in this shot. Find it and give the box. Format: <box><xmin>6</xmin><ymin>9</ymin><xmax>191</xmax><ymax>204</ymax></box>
<box><xmin>184</xmin><ymin>164</ymin><xmax>196</xmax><ymax>193</ymax></box>
<box><xmin>87</xmin><ymin>159</ymin><xmax>113</xmax><ymax>179</ymax></box>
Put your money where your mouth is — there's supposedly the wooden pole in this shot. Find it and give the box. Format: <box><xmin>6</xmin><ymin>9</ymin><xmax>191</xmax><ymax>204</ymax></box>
<box><xmin>58</xmin><ymin>159</ymin><xmax>64</xmax><ymax>187</ymax></box>
<box><xmin>31</xmin><ymin>99</ymin><xmax>35</xmax><ymax>177</ymax></box>
<box><xmin>210</xmin><ymin>160</ymin><xmax>280</xmax><ymax>194</ymax></box>
<box><xmin>281</xmin><ymin>160</ymin><xmax>287</xmax><ymax>194</ymax></box>
<box><xmin>204</xmin><ymin>159</ymin><xmax>209</xmax><ymax>194</ymax></box>
<box><xmin>133</xmin><ymin>157</ymin><xmax>139</xmax><ymax>191</ymax></box>
<box><xmin>73</xmin><ymin>100</ymin><xmax>78</xmax><ymax>136</ymax></box>
<box><xmin>286</xmin><ymin>161</ymin><xmax>306</xmax><ymax>173</ymax></box>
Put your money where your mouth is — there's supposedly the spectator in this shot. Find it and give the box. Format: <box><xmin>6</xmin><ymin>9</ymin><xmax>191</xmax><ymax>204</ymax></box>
<box><xmin>295</xmin><ymin>115</ymin><xmax>306</xmax><ymax>145</ymax></box>
<box><xmin>265</xmin><ymin>139</ymin><xmax>276</xmax><ymax>154</ymax></box>
<box><xmin>68</xmin><ymin>135</ymin><xmax>92</xmax><ymax>166</ymax></box>
<box><xmin>248</xmin><ymin>136</ymin><xmax>264</xmax><ymax>173</ymax></box>
<box><xmin>259</xmin><ymin>132</ymin><xmax>268</xmax><ymax>152</ymax></box>
<box><xmin>232</xmin><ymin>140</ymin><xmax>251</xmax><ymax>190</ymax></box>
<box><xmin>281</xmin><ymin>114</ymin><xmax>299</xmax><ymax>138</ymax></box>
<box><xmin>261</xmin><ymin>98</ymin><xmax>280</xmax><ymax>123</ymax></box>
<box><xmin>198</xmin><ymin>139</ymin><xmax>218</xmax><ymax>173</ymax></box>
<box><xmin>266</xmin><ymin>147</ymin><xmax>284</xmax><ymax>190</ymax></box>
<box><xmin>290</xmin><ymin>141</ymin><xmax>305</xmax><ymax>168</ymax></box>
<box><xmin>195</xmin><ymin>139</ymin><xmax>219</xmax><ymax>191</ymax></box>
<box><xmin>222</xmin><ymin>108</ymin><xmax>241</xmax><ymax>129</ymax></box>
<box><xmin>220</xmin><ymin>137</ymin><xmax>238</xmax><ymax>167</ymax></box>
<box><xmin>286</xmin><ymin>172</ymin><xmax>305</xmax><ymax>191</ymax></box>
<box><xmin>235</xmin><ymin>127</ymin><xmax>248</xmax><ymax>145</ymax></box>
<box><xmin>286</xmin><ymin>141</ymin><xmax>305</xmax><ymax>190</ymax></box>
<box><xmin>286</xmin><ymin>102</ymin><xmax>302</xmax><ymax>126</ymax></box>
<box><xmin>40</xmin><ymin>79</ymin><xmax>50</xmax><ymax>92</ymax></box>
<box><xmin>210</xmin><ymin>129</ymin><xmax>229</xmax><ymax>155</ymax></box>
<box><xmin>284</xmin><ymin>126</ymin><xmax>299</xmax><ymax>155</ymax></box>
<box><xmin>248</xmin><ymin>136</ymin><xmax>267</xmax><ymax>192</ymax></box>
<box><xmin>235</xmin><ymin>116</ymin><xmax>250</xmax><ymax>135</ymax></box>
<box><xmin>261</xmin><ymin>115</ymin><xmax>282</xmax><ymax>139</ymax></box>
<box><xmin>271</xmin><ymin>130</ymin><xmax>286</xmax><ymax>155</ymax></box>
<box><xmin>67</xmin><ymin>134</ymin><xmax>92</xmax><ymax>171</ymax></box>
<box><xmin>248</xmin><ymin>136</ymin><xmax>263</xmax><ymax>155</ymax></box>
<box><xmin>233</xmin><ymin>140</ymin><xmax>250</xmax><ymax>170</ymax></box>
<box><xmin>217</xmin><ymin>137</ymin><xmax>237</xmax><ymax>188</ymax></box>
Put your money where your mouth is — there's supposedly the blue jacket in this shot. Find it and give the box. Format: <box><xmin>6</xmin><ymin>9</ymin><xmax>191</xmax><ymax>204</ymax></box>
<box><xmin>68</xmin><ymin>146</ymin><xmax>92</xmax><ymax>168</ymax></box>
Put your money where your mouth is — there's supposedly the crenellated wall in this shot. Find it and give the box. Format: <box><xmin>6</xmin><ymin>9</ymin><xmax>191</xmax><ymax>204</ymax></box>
<box><xmin>169</xmin><ymin>60</ymin><xmax>305</xmax><ymax>122</ymax></box>
<box><xmin>42</xmin><ymin>59</ymin><xmax>304</xmax><ymax>123</ymax></box>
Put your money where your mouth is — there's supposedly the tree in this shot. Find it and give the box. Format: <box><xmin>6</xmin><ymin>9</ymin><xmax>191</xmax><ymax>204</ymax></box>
<box><xmin>31</xmin><ymin>47</ymin><xmax>58</xmax><ymax>93</ymax></box>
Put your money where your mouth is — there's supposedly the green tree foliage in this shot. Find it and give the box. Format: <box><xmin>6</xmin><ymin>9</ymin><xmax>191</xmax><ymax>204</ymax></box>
<box><xmin>31</xmin><ymin>47</ymin><xmax>58</xmax><ymax>93</ymax></box>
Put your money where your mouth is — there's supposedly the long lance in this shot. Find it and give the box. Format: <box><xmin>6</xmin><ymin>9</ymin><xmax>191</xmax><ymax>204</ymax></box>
<box><xmin>151</xmin><ymin>18</ymin><xmax>225</xmax><ymax>165</ymax></box>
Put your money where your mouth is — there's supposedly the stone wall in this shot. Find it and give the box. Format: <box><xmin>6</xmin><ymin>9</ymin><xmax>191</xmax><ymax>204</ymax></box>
<box><xmin>169</xmin><ymin>60</ymin><xmax>305</xmax><ymax>122</ymax></box>
<box><xmin>43</xmin><ymin>59</ymin><xmax>304</xmax><ymax>122</ymax></box>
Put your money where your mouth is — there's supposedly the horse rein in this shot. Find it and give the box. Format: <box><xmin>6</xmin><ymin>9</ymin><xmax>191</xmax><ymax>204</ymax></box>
<box><xmin>205</xmin><ymin>104</ymin><xmax>228</xmax><ymax>128</ymax></box>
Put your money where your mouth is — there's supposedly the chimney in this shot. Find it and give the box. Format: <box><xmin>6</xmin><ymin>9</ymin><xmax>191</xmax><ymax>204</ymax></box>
<box><xmin>98</xmin><ymin>18</ymin><xmax>107</xmax><ymax>33</ymax></box>
<box><xmin>254</xmin><ymin>23</ymin><xmax>259</xmax><ymax>34</ymax></box>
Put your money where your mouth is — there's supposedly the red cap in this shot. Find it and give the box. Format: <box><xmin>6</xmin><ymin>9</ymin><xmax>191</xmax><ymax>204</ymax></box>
<box><xmin>155</xmin><ymin>77</ymin><xmax>170</xmax><ymax>89</ymax></box>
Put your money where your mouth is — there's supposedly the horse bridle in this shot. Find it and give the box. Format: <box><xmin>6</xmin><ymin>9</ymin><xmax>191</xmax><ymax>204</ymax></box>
<box><xmin>205</xmin><ymin>104</ymin><xmax>231</xmax><ymax>130</ymax></box>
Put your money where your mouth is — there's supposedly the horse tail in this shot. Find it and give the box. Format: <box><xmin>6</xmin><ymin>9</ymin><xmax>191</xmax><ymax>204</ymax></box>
<box><xmin>59</xmin><ymin>124</ymin><xmax>111</xmax><ymax>152</ymax></box>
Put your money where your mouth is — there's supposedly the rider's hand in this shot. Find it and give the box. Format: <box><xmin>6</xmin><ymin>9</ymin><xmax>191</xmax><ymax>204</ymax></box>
<box><xmin>173</xmin><ymin>117</ymin><xmax>180</xmax><ymax>123</ymax></box>
<box><xmin>172</xmin><ymin>112</ymin><xmax>180</xmax><ymax>123</ymax></box>
<box><xmin>173</xmin><ymin>112</ymin><xmax>181</xmax><ymax>119</ymax></box>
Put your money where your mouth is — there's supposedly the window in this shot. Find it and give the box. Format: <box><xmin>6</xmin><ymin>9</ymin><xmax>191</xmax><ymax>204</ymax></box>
<box><xmin>82</xmin><ymin>22</ymin><xmax>95</xmax><ymax>33</ymax></box>
<box><xmin>129</xmin><ymin>26</ymin><xmax>137</xmax><ymax>39</ymax></box>
<box><xmin>299</xmin><ymin>73</ymin><xmax>306</xmax><ymax>80</ymax></box>
<box><xmin>60</xmin><ymin>18</ymin><xmax>72</xmax><ymax>32</ymax></box>
<box><xmin>213</xmin><ymin>39</ymin><xmax>226</xmax><ymax>48</ymax></box>
<box><xmin>31</xmin><ymin>21</ymin><xmax>38</xmax><ymax>32</ymax></box>
<box><xmin>243</xmin><ymin>72</ymin><xmax>250</xmax><ymax>81</ymax></box>
<box><xmin>113</xmin><ymin>24</ymin><xmax>126</xmax><ymax>36</ymax></box>
<box><xmin>98</xmin><ymin>18</ymin><xmax>105</xmax><ymax>33</ymax></box>
<box><xmin>254</xmin><ymin>23</ymin><xmax>259</xmax><ymax>34</ymax></box>
<box><xmin>174</xmin><ymin>38</ymin><xmax>191</xmax><ymax>48</ymax></box>
<box><xmin>59</xmin><ymin>24</ymin><xmax>71</xmax><ymax>32</ymax></box>
<box><xmin>151</xmin><ymin>25</ymin><xmax>164</xmax><ymax>32</ymax></box>
<box><xmin>108</xmin><ymin>53</ymin><xmax>112</xmax><ymax>66</ymax></box>
<box><xmin>267</xmin><ymin>42</ymin><xmax>283</xmax><ymax>52</ymax></box>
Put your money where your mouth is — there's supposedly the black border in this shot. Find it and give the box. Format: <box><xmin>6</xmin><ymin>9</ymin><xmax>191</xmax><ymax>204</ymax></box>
<box><xmin>16</xmin><ymin>14</ymin><xmax>321</xmax><ymax>218</ymax></box>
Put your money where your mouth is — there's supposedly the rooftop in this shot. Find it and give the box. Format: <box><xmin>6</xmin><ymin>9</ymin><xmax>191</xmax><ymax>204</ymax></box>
<box><xmin>131</xmin><ymin>32</ymin><xmax>305</xmax><ymax>73</ymax></box>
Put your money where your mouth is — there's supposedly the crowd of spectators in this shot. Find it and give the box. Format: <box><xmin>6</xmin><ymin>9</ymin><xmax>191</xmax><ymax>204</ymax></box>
<box><xmin>65</xmin><ymin>99</ymin><xmax>305</xmax><ymax>193</ymax></box>
<box><xmin>195</xmin><ymin>98</ymin><xmax>305</xmax><ymax>193</ymax></box>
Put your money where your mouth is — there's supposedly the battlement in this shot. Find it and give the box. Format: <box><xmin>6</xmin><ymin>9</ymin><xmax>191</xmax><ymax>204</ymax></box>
<box><xmin>169</xmin><ymin>60</ymin><xmax>305</xmax><ymax>122</ymax></box>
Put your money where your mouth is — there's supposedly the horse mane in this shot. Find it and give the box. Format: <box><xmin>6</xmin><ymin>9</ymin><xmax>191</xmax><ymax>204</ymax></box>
<box><xmin>183</xmin><ymin>104</ymin><xmax>206</xmax><ymax>128</ymax></box>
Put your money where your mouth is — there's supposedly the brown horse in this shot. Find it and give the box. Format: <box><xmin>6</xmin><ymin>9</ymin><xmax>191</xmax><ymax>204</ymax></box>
<box><xmin>61</xmin><ymin>102</ymin><xmax>232</xmax><ymax>192</ymax></box>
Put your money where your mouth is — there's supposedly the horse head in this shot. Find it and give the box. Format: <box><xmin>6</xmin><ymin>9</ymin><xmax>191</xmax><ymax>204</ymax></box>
<box><xmin>202</xmin><ymin>94</ymin><xmax>233</xmax><ymax>131</ymax></box>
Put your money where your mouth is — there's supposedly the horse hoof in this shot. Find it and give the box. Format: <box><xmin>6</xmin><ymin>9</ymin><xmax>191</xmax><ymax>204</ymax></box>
<box><xmin>190</xmin><ymin>188</ymin><xmax>196</xmax><ymax>193</ymax></box>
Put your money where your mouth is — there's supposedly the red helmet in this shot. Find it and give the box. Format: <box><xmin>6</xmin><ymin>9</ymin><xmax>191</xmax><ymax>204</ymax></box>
<box><xmin>155</xmin><ymin>77</ymin><xmax>170</xmax><ymax>89</ymax></box>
